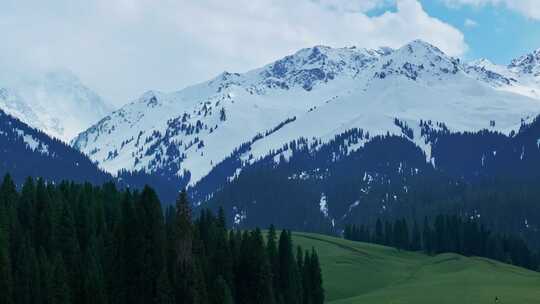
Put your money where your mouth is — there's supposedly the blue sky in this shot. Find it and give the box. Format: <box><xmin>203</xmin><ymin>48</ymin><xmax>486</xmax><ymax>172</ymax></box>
<box><xmin>1</xmin><ymin>0</ymin><xmax>539</xmax><ymax>105</ymax></box>
<box><xmin>419</xmin><ymin>1</ymin><xmax>540</xmax><ymax>64</ymax></box>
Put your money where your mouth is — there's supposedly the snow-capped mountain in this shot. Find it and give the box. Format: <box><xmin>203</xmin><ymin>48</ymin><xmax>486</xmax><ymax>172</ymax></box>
<box><xmin>0</xmin><ymin>70</ymin><xmax>112</xmax><ymax>141</ymax></box>
<box><xmin>72</xmin><ymin>40</ymin><xmax>540</xmax><ymax>196</ymax></box>
<box><xmin>465</xmin><ymin>48</ymin><xmax>540</xmax><ymax>99</ymax></box>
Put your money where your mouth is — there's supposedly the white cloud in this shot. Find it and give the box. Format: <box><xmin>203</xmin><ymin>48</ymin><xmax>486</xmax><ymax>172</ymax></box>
<box><xmin>315</xmin><ymin>0</ymin><xmax>392</xmax><ymax>12</ymax></box>
<box><xmin>464</xmin><ymin>18</ymin><xmax>479</xmax><ymax>27</ymax></box>
<box><xmin>443</xmin><ymin>0</ymin><xmax>540</xmax><ymax>20</ymax></box>
<box><xmin>0</xmin><ymin>0</ymin><xmax>467</xmax><ymax>106</ymax></box>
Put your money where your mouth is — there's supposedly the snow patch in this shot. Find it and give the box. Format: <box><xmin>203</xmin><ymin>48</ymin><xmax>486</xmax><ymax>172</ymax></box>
<box><xmin>319</xmin><ymin>193</ymin><xmax>329</xmax><ymax>218</ymax></box>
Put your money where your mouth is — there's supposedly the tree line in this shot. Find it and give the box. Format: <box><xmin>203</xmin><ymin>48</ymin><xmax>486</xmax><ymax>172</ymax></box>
<box><xmin>344</xmin><ymin>214</ymin><xmax>538</xmax><ymax>271</ymax></box>
<box><xmin>0</xmin><ymin>174</ymin><xmax>323</xmax><ymax>304</ymax></box>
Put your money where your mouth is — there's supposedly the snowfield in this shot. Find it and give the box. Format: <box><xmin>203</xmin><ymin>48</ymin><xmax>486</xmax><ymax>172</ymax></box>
<box><xmin>72</xmin><ymin>40</ymin><xmax>540</xmax><ymax>186</ymax></box>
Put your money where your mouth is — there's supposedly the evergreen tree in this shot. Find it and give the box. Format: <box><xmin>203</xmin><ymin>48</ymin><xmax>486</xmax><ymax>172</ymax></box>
<box><xmin>308</xmin><ymin>249</ymin><xmax>324</xmax><ymax>304</ymax></box>
<box><xmin>267</xmin><ymin>225</ymin><xmax>280</xmax><ymax>304</ymax></box>
<box><xmin>38</xmin><ymin>249</ymin><xmax>53</xmax><ymax>304</ymax></box>
<box><xmin>301</xmin><ymin>251</ymin><xmax>312</xmax><ymax>304</ymax></box>
<box><xmin>374</xmin><ymin>219</ymin><xmax>383</xmax><ymax>244</ymax></box>
<box><xmin>51</xmin><ymin>254</ymin><xmax>71</xmax><ymax>304</ymax></box>
<box><xmin>422</xmin><ymin>217</ymin><xmax>432</xmax><ymax>254</ymax></box>
<box><xmin>156</xmin><ymin>269</ymin><xmax>174</xmax><ymax>304</ymax></box>
<box><xmin>0</xmin><ymin>225</ymin><xmax>13</xmax><ymax>304</ymax></box>
<box><xmin>278</xmin><ymin>230</ymin><xmax>300</xmax><ymax>304</ymax></box>
<box><xmin>212</xmin><ymin>276</ymin><xmax>234</xmax><ymax>304</ymax></box>
<box><xmin>137</xmin><ymin>186</ymin><xmax>165</xmax><ymax>303</ymax></box>
<box><xmin>0</xmin><ymin>176</ymin><xmax>325</xmax><ymax>304</ymax></box>
<box><xmin>411</xmin><ymin>220</ymin><xmax>421</xmax><ymax>251</ymax></box>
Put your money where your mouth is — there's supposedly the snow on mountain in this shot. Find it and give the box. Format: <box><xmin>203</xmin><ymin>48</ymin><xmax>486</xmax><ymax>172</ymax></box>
<box><xmin>72</xmin><ymin>40</ymin><xmax>540</xmax><ymax>188</ymax></box>
<box><xmin>0</xmin><ymin>108</ymin><xmax>113</xmax><ymax>185</ymax></box>
<box><xmin>465</xmin><ymin>48</ymin><xmax>540</xmax><ymax>100</ymax></box>
<box><xmin>510</xmin><ymin>48</ymin><xmax>540</xmax><ymax>76</ymax></box>
<box><xmin>0</xmin><ymin>70</ymin><xmax>113</xmax><ymax>141</ymax></box>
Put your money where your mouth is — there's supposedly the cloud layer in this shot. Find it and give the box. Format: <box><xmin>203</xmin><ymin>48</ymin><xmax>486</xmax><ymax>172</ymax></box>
<box><xmin>0</xmin><ymin>0</ymin><xmax>467</xmax><ymax>105</ymax></box>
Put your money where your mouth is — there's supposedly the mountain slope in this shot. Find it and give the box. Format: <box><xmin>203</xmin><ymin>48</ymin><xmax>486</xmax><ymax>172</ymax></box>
<box><xmin>73</xmin><ymin>40</ymin><xmax>540</xmax><ymax>195</ymax></box>
<box><xmin>293</xmin><ymin>232</ymin><xmax>540</xmax><ymax>304</ymax></box>
<box><xmin>0</xmin><ymin>70</ymin><xmax>112</xmax><ymax>141</ymax></box>
<box><xmin>466</xmin><ymin>48</ymin><xmax>540</xmax><ymax>99</ymax></box>
<box><xmin>0</xmin><ymin>108</ymin><xmax>113</xmax><ymax>185</ymax></box>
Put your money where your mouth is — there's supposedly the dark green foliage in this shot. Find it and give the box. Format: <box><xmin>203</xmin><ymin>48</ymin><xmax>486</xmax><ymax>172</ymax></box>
<box><xmin>278</xmin><ymin>230</ymin><xmax>301</xmax><ymax>304</ymax></box>
<box><xmin>0</xmin><ymin>175</ymin><xmax>323</xmax><ymax>304</ymax></box>
<box><xmin>0</xmin><ymin>225</ymin><xmax>13</xmax><ymax>304</ymax></box>
<box><xmin>308</xmin><ymin>249</ymin><xmax>324</xmax><ymax>304</ymax></box>
<box><xmin>345</xmin><ymin>214</ymin><xmax>539</xmax><ymax>271</ymax></box>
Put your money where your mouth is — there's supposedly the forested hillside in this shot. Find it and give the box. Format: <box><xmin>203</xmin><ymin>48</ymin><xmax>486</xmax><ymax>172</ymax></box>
<box><xmin>0</xmin><ymin>109</ymin><xmax>112</xmax><ymax>186</ymax></box>
<box><xmin>0</xmin><ymin>175</ymin><xmax>323</xmax><ymax>304</ymax></box>
<box><xmin>200</xmin><ymin>116</ymin><xmax>540</xmax><ymax>250</ymax></box>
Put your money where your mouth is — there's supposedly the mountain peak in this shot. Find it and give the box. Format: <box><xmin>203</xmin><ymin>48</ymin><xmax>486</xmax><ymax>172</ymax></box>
<box><xmin>255</xmin><ymin>44</ymin><xmax>388</xmax><ymax>91</ymax></box>
<box><xmin>401</xmin><ymin>40</ymin><xmax>445</xmax><ymax>56</ymax></box>
<box><xmin>509</xmin><ymin>48</ymin><xmax>540</xmax><ymax>75</ymax></box>
<box><xmin>371</xmin><ymin>39</ymin><xmax>461</xmax><ymax>82</ymax></box>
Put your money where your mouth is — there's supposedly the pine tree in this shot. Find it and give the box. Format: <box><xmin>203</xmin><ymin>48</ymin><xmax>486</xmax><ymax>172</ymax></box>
<box><xmin>422</xmin><ymin>217</ymin><xmax>432</xmax><ymax>254</ymax></box>
<box><xmin>309</xmin><ymin>249</ymin><xmax>324</xmax><ymax>304</ymax></box>
<box><xmin>375</xmin><ymin>219</ymin><xmax>383</xmax><ymax>244</ymax></box>
<box><xmin>295</xmin><ymin>246</ymin><xmax>304</xmax><ymax>304</ymax></box>
<box><xmin>411</xmin><ymin>220</ymin><xmax>421</xmax><ymax>251</ymax></box>
<box><xmin>175</xmin><ymin>190</ymin><xmax>193</xmax><ymax>265</ymax></box>
<box><xmin>384</xmin><ymin>221</ymin><xmax>393</xmax><ymax>246</ymax></box>
<box><xmin>237</xmin><ymin>229</ymin><xmax>275</xmax><ymax>304</ymax></box>
<box><xmin>0</xmin><ymin>225</ymin><xmax>13</xmax><ymax>304</ymax></box>
<box><xmin>301</xmin><ymin>251</ymin><xmax>312</xmax><ymax>304</ymax></box>
<box><xmin>266</xmin><ymin>225</ymin><xmax>281</xmax><ymax>303</ymax></box>
<box><xmin>278</xmin><ymin>230</ymin><xmax>300</xmax><ymax>304</ymax></box>
<box><xmin>82</xmin><ymin>245</ymin><xmax>106</xmax><ymax>304</ymax></box>
<box><xmin>174</xmin><ymin>190</ymin><xmax>197</xmax><ymax>304</ymax></box>
<box><xmin>51</xmin><ymin>254</ymin><xmax>71</xmax><ymax>304</ymax></box>
<box><xmin>28</xmin><ymin>245</ymin><xmax>42</xmax><ymax>304</ymax></box>
<box><xmin>212</xmin><ymin>276</ymin><xmax>234</xmax><ymax>304</ymax></box>
<box><xmin>38</xmin><ymin>248</ymin><xmax>53</xmax><ymax>304</ymax></box>
<box><xmin>55</xmin><ymin>201</ymin><xmax>81</xmax><ymax>302</ymax></box>
<box><xmin>137</xmin><ymin>186</ymin><xmax>165</xmax><ymax>303</ymax></box>
<box><xmin>156</xmin><ymin>268</ymin><xmax>174</xmax><ymax>304</ymax></box>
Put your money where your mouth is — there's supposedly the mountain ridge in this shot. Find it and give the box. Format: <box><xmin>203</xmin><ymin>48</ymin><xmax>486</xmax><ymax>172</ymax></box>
<box><xmin>72</xmin><ymin>40</ymin><xmax>540</xmax><ymax>190</ymax></box>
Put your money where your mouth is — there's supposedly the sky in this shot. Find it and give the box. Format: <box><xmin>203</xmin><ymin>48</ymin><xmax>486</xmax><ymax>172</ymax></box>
<box><xmin>0</xmin><ymin>0</ymin><xmax>539</xmax><ymax>107</ymax></box>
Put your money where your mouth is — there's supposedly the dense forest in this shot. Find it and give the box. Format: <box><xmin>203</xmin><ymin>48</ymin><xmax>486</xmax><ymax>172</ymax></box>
<box><xmin>344</xmin><ymin>215</ymin><xmax>539</xmax><ymax>271</ymax></box>
<box><xmin>0</xmin><ymin>174</ymin><xmax>323</xmax><ymax>304</ymax></box>
<box><xmin>200</xmin><ymin>122</ymin><xmax>540</xmax><ymax>250</ymax></box>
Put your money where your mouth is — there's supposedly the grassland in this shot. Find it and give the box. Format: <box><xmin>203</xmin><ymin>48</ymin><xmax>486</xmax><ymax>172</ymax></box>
<box><xmin>292</xmin><ymin>232</ymin><xmax>540</xmax><ymax>304</ymax></box>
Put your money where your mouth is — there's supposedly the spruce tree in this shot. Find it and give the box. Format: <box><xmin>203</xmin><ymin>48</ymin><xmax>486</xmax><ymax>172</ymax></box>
<box><xmin>295</xmin><ymin>246</ymin><xmax>304</xmax><ymax>304</ymax></box>
<box><xmin>411</xmin><ymin>220</ymin><xmax>421</xmax><ymax>251</ymax></box>
<box><xmin>55</xmin><ymin>201</ymin><xmax>81</xmax><ymax>302</ymax></box>
<box><xmin>422</xmin><ymin>217</ymin><xmax>432</xmax><ymax>254</ymax></box>
<box><xmin>212</xmin><ymin>276</ymin><xmax>234</xmax><ymax>304</ymax></box>
<box><xmin>278</xmin><ymin>230</ymin><xmax>300</xmax><ymax>304</ymax></box>
<box><xmin>0</xmin><ymin>225</ymin><xmax>13</xmax><ymax>304</ymax></box>
<box><xmin>266</xmin><ymin>225</ymin><xmax>281</xmax><ymax>303</ymax></box>
<box><xmin>51</xmin><ymin>254</ymin><xmax>71</xmax><ymax>304</ymax></box>
<box><xmin>375</xmin><ymin>219</ymin><xmax>383</xmax><ymax>244</ymax></box>
<box><xmin>156</xmin><ymin>268</ymin><xmax>174</xmax><ymax>304</ymax></box>
<box><xmin>301</xmin><ymin>251</ymin><xmax>312</xmax><ymax>304</ymax></box>
<box><xmin>137</xmin><ymin>186</ymin><xmax>165</xmax><ymax>303</ymax></box>
<box><xmin>309</xmin><ymin>249</ymin><xmax>324</xmax><ymax>304</ymax></box>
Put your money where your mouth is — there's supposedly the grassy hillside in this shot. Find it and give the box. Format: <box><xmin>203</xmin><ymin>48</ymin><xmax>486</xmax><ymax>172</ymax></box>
<box><xmin>292</xmin><ymin>232</ymin><xmax>540</xmax><ymax>304</ymax></box>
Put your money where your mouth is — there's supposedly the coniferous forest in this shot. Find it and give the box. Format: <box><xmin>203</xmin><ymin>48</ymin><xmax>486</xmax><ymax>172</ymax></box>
<box><xmin>0</xmin><ymin>174</ymin><xmax>323</xmax><ymax>304</ymax></box>
<box><xmin>344</xmin><ymin>215</ymin><xmax>539</xmax><ymax>271</ymax></box>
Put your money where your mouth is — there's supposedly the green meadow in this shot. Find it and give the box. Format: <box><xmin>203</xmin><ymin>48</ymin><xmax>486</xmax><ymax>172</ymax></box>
<box><xmin>292</xmin><ymin>232</ymin><xmax>540</xmax><ymax>304</ymax></box>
